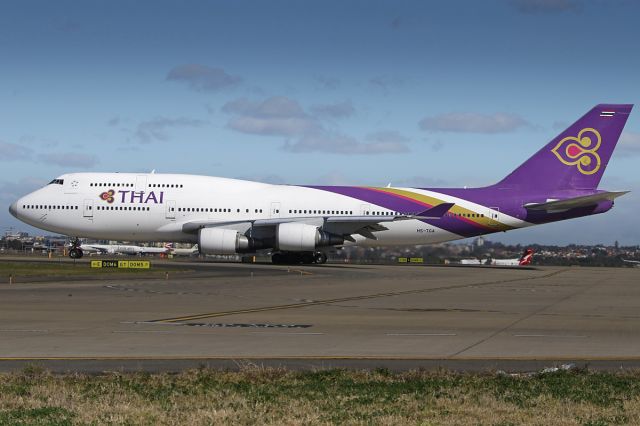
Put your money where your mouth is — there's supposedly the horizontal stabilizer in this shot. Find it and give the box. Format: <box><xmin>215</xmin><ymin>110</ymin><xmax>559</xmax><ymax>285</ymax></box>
<box><xmin>524</xmin><ymin>191</ymin><xmax>629</xmax><ymax>212</ymax></box>
<box><xmin>412</xmin><ymin>203</ymin><xmax>455</xmax><ymax>219</ymax></box>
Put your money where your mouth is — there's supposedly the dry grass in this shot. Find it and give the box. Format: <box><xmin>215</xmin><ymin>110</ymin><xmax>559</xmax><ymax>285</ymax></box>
<box><xmin>0</xmin><ymin>261</ymin><xmax>184</xmax><ymax>279</ymax></box>
<box><xmin>1</xmin><ymin>366</ymin><xmax>640</xmax><ymax>425</ymax></box>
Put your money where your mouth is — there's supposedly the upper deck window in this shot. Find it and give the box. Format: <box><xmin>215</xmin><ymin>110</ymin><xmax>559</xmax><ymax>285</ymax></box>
<box><xmin>48</xmin><ymin>179</ymin><xmax>64</xmax><ymax>185</ymax></box>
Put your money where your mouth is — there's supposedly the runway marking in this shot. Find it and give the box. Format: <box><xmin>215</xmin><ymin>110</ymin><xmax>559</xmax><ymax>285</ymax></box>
<box><xmin>514</xmin><ymin>334</ymin><xmax>587</xmax><ymax>338</ymax></box>
<box><xmin>386</xmin><ymin>333</ymin><xmax>456</xmax><ymax>336</ymax></box>
<box><xmin>450</xmin><ymin>271</ymin><xmax>595</xmax><ymax>357</ymax></box>
<box><xmin>137</xmin><ymin>322</ymin><xmax>312</xmax><ymax>329</ymax></box>
<box><xmin>249</xmin><ymin>332</ymin><xmax>324</xmax><ymax>335</ymax></box>
<box><xmin>112</xmin><ymin>330</ymin><xmax>174</xmax><ymax>334</ymax></box>
<box><xmin>150</xmin><ymin>269</ymin><xmax>567</xmax><ymax>323</ymax></box>
<box><xmin>0</xmin><ymin>329</ymin><xmax>48</xmax><ymax>333</ymax></box>
<box><xmin>285</xmin><ymin>268</ymin><xmax>314</xmax><ymax>276</ymax></box>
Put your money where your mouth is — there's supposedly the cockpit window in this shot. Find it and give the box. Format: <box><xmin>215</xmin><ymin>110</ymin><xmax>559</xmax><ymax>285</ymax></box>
<box><xmin>48</xmin><ymin>179</ymin><xmax>64</xmax><ymax>185</ymax></box>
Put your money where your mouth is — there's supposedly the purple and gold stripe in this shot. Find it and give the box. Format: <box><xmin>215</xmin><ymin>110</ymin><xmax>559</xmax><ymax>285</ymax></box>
<box><xmin>306</xmin><ymin>186</ymin><xmax>513</xmax><ymax>238</ymax></box>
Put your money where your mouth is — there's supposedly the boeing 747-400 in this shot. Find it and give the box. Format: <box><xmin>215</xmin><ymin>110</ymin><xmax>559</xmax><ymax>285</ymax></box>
<box><xmin>9</xmin><ymin>104</ymin><xmax>632</xmax><ymax>264</ymax></box>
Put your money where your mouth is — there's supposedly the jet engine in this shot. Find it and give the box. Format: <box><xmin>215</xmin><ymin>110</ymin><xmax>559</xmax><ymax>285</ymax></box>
<box><xmin>198</xmin><ymin>228</ymin><xmax>269</xmax><ymax>255</ymax></box>
<box><xmin>276</xmin><ymin>222</ymin><xmax>343</xmax><ymax>251</ymax></box>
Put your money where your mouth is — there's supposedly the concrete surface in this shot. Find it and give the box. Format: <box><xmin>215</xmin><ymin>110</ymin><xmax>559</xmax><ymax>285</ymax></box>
<box><xmin>1</xmin><ymin>259</ymin><xmax>639</xmax><ymax>372</ymax></box>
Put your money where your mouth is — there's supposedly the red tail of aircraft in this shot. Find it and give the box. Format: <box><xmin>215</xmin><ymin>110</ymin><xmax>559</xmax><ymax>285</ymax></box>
<box><xmin>519</xmin><ymin>248</ymin><xmax>534</xmax><ymax>266</ymax></box>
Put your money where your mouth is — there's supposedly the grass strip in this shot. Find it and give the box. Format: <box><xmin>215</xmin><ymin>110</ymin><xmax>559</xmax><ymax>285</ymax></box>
<box><xmin>1</xmin><ymin>366</ymin><xmax>639</xmax><ymax>425</ymax></box>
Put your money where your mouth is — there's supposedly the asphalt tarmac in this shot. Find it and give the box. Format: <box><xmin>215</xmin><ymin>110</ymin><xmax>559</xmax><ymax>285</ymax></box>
<box><xmin>1</xmin><ymin>258</ymin><xmax>639</xmax><ymax>372</ymax></box>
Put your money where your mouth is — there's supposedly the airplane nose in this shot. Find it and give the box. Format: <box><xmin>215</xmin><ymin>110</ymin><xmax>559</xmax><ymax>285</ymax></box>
<box><xmin>9</xmin><ymin>201</ymin><xmax>18</xmax><ymax>218</ymax></box>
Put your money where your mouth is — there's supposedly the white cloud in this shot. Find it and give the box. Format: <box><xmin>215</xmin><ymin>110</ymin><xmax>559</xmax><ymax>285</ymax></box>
<box><xmin>0</xmin><ymin>141</ymin><xmax>32</xmax><ymax>161</ymax></box>
<box><xmin>285</xmin><ymin>132</ymin><xmax>409</xmax><ymax>155</ymax></box>
<box><xmin>619</xmin><ymin>131</ymin><xmax>640</xmax><ymax>155</ymax></box>
<box><xmin>314</xmin><ymin>75</ymin><xmax>340</xmax><ymax>90</ymax></box>
<box><xmin>38</xmin><ymin>153</ymin><xmax>99</xmax><ymax>168</ymax></box>
<box><xmin>166</xmin><ymin>64</ymin><xmax>242</xmax><ymax>92</ymax></box>
<box><xmin>369</xmin><ymin>74</ymin><xmax>404</xmax><ymax>92</ymax></box>
<box><xmin>223</xmin><ymin>96</ymin><xmax>409</xmax><ymax>155</ymax></box>
<box><xmin>134</xmin><ymin>117</ymin><xmax>206</xmax><ymax>143</ymax></box>
<box><xmin>365</xmin><ymin>130</ymin><xmax>409</xmax><ymax>144</ymax></box>
<box><xmin>310</xmin><ymin>100</ymin><xmax>355</xmax><ymax>119</ymax></box>
<box><xmin>419</xmin><ymin>111</ymin><xmax>529</xmax><ymax>133</ymax></box>
<box><xmin>223</xmin><ymin>97</ymin><xmax>319</xmax><ymax>137</ymax></box>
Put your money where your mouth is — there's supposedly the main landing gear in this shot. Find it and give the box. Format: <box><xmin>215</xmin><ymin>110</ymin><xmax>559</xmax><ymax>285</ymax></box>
<box><xmin>271</xmin><ymin>251</ymin><xmax>327</xmax><ymax>265</ymax></box>
<box><xmin>69</xmin><ymin>238</ymin><xmax>84</xmax><ymax>259</ymax></box>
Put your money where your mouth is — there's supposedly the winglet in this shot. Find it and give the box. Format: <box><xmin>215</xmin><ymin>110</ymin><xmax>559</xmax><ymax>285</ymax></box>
<box><xmin>413</xmin><ymin>202</ymin><xmax>455</xmax><ymax>219</ymax></box>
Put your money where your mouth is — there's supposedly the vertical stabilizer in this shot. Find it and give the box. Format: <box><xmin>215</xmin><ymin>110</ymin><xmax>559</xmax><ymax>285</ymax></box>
<box><xmin>496</xmin><ymin>104</ymin><xmax>632</xmax><ymax>190</ymax></box>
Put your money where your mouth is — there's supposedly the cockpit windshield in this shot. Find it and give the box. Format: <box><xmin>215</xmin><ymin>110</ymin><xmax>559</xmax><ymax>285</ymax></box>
<box><xmin>48</xmin><ymin>179</ymin><xmax>64</xmax><ymax>185</ymax></box>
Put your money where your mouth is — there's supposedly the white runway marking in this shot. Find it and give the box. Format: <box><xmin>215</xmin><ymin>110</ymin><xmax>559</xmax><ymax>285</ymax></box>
<box><xmin>250</xmin><ymin>332</ymin><xmax>324</xmax><ymax>335</ymax></box>
<box><xmin>0</xmin><ymin>329</ymin><xmax>48</xmax><ymax>333</ymax></box>
<box><xmin>514</xmin><ymin>334</ymin><xmax>587</xmax><ymax>338</ymax></box>
<box><xmin>386</xmin><ymin>333</ymin><xmax>456</xmax><ymax>336</ymax></box>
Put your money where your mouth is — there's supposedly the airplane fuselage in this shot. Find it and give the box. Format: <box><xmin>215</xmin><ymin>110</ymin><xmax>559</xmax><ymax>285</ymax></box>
<box><xmin>9</xmin><ymin>172</ymin><xmax>608</xmax><ymax>247</ymax></box>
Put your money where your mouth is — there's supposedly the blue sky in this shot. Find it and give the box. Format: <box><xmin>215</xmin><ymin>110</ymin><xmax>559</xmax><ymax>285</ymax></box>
<box><xmin>1</xmin><ymin>0</ymin><xmax>639</xmax><ymax>245</ymax></box>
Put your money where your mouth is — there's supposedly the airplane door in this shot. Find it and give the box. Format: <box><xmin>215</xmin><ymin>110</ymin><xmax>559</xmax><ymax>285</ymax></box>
<box><xmin>83</xmin><ymin>200</ymin><xmax>94</xmax><ymax>218</ymax></box>
<box><xmin>165</xmin><ymin>200</ymin><xmax>176</xmax><ymax>219</ymax></box>
<box><xmin>489</xmin><ymin>207</ymin><xmax>501</xmax><ymax>225</ymax></box>
<box><xmin>270</xmin><ymin>202</ymin><xmax>281</xmax><ymax>219</ymax></box>
<box><xmin>361</xmin><ymin>204</ymin><xmax>371</xmax><ymax>216</ymax></box>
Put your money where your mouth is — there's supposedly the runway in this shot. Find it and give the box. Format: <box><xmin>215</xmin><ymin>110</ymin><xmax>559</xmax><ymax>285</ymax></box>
<box><xmin>1</xmin><ymin>259</ymin><xmax>639</xmax><ymax>372</ymax></box>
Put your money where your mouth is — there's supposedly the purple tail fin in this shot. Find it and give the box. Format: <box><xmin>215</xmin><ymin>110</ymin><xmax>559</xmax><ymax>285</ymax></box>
<box><xmin>496</xmin><ymin>104</ymin><xmax>632</xmax><ymax>190</ymax></box>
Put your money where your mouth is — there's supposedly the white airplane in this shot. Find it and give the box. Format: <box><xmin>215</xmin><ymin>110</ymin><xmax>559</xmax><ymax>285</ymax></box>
<box><xmin>168</xmin><ymin>243</ymin><xmax>199</xmax><ymax>256</ymax></box>
<box><xmin>622</xmin><ymin>259</ymin><xmax>640</xmax><ymax>267</ymax></box>
<box><xmin>458</xmin><ymin>249</ymin><xmax>533</xmax><ymax>266</ymax></box>
<box><xmin>77</xmin><ymin>242</ymin><xmax>172</xmax><ymax>256</ymax></box>
<box><xmin>490</xmin><ymin>248</ymin><xmax>534</xmax><ymax>266</ymax></box>
<box><xmin>7</xmin><ymin>105</ymin><xmax>633</xmax><ymax>264</ymax></box>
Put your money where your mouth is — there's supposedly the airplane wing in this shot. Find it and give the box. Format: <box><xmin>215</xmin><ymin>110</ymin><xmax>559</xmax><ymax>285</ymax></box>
<box><xmin>523</xmin><ymin>191</ymin><xmax>629</xmax><ymax>212</ymax></box>
<box><xmin>181</xmin><ymin>202</ymin><xmax>455</xmax><ymax>242</ymax></box>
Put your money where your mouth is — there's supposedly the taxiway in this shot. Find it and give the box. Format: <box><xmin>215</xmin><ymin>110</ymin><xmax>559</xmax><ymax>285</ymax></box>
<box><xmin>1</xmin><ymin>259</ymin><xmax>638</xmax><ymax>372</ymax></box>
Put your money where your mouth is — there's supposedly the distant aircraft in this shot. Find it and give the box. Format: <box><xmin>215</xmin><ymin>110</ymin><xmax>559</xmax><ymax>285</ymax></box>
<box><xmin>622</xmin><ymin>259</ymin><xmax>640</xmax><ymax>267</ymax></box>
<box><xmin>78</xmin><ymin>242</ymin><xmax>171</xmax><ymax>256</ymax></box>
<box><xmin>490</xmin><ymin>248</ymin><xmax>534</xmax><ymax>266</ymax></box>
<box><xmin>167</xmin><ymin>243</ymin><xmax>199</xmax><ymax>256</ymax></box>
<box><xmin>9</xmin><ymin>104</ymin><xmax>633</xmax><ymax>264</ymax></box>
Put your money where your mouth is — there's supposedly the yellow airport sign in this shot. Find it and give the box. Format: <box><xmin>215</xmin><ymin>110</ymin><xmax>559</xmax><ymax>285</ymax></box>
<box><xmin>91</xmin><ymin>260</ymin><xmax>150</xmax><ymax>269</ymax></box>
<box><xmin>397</xmin><ymin>257</ymin><xmax>423</xmax><ymax>264</ymax></box>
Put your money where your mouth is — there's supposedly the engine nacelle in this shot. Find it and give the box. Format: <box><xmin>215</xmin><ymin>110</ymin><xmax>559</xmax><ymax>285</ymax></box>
<box><xmin>277</xmin><ymin>222</ymin><xmax>343</xmax><ymax>251</ymax></box>
<box><xmin>199</xmin><ymin>228</ymin><xmax>247</xmax><ymax>255</ymax></box>
<box><xmin>198</xmin><ymin>228</ymin><xmax>272</xmax><ymax>255</ymax></box>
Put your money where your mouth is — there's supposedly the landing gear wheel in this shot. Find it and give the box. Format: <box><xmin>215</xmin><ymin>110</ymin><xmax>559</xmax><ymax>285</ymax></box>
<box><xmin>69</xmin><ymin>248</ymin><xmax>83</xmax><ymax>259</ymax></box>
<box><xmin>314</xmin><ymin>252</ymin><xmax>328</xmax><ymax>264</ymax></box>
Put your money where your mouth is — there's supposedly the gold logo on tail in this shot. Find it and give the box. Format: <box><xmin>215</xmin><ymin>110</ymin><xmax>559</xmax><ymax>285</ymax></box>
<box><xmin>551</xmin><ymin>128</ymin><xmax>601</xmax><ymax>175</ymax></box>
